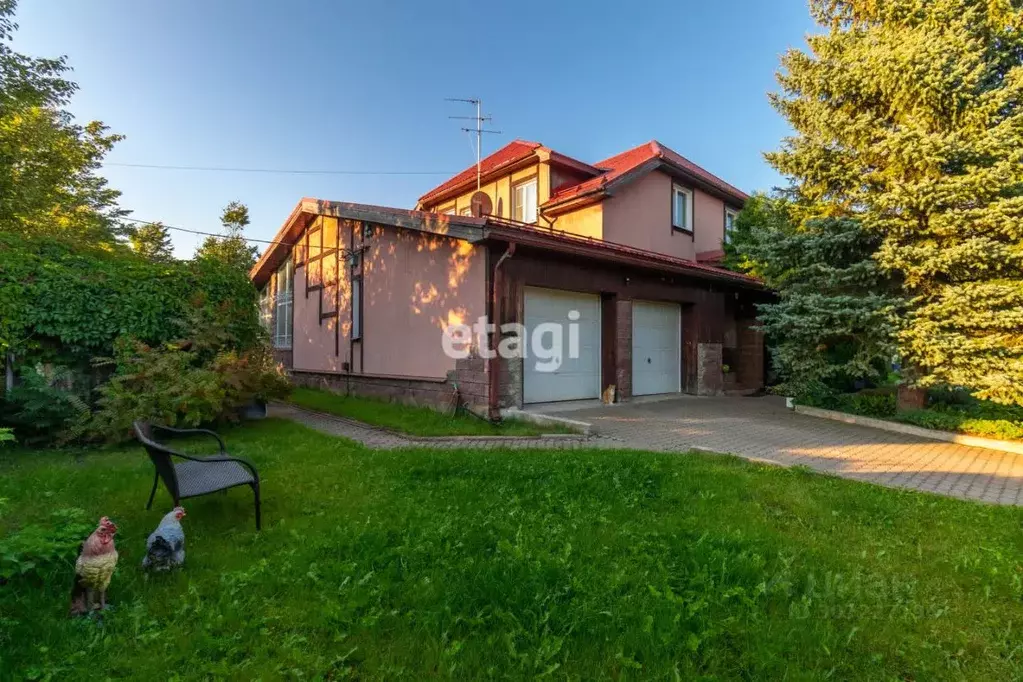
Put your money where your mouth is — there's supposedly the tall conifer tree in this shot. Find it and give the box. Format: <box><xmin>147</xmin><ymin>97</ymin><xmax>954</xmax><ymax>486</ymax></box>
<box><xmin>769</xmin><ymin>0</ymin><xmax>1023</xmax><ymax>405</ymax></box>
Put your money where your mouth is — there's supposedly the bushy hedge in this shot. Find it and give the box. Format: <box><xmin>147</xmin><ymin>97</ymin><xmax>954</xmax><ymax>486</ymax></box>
<box><xmin>0</xmin><ymin>232</ymin><xmax>259</xmax><ymax>363</ymax></box>
<box><xmin>0</xmin><ymin>232</ymin><xmax>287</xmax><ymax>444</ymax></box>
<box><xmin>801</xmin><ymin>387</ymin><xmax>1023</xmax><ymax>442</ymax></box>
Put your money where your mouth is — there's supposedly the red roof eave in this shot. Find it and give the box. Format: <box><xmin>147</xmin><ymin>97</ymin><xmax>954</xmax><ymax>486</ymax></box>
<box><xmin>482</xmin><ymin>221</ymin><xmax>762</xmax><ymax>288</ymax></box>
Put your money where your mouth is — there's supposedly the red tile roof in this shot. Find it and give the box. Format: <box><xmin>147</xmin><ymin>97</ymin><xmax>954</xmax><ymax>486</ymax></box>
<box><xmin>545</xmin><ymin>140</ymin><xmax>749</xmax><ymax>208</ymax></box>
<box><xmin>417</xmin><ymin>140</ymin><xmax>541</xmax><ymax>206</ymax></box>
<box><xmin>417</xmin><ymin>138</ymin><xmax>747</xmax><ymax>212</ymax></box>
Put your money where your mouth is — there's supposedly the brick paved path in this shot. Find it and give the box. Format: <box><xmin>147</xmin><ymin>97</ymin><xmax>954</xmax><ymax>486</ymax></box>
<box><xmin>559</xmin><ymin>395</ymin><xmax>1023</xmax><ymax>506</ymax></box>
<box><xmin>271</xmin><ymin>398</ymin><xmax>1023</xmax><ymax>505</ymax></box>
<box><xmin>268</xmin><ymin>402</ymin><xmax>609</xmax><ymax>451</ymax></box>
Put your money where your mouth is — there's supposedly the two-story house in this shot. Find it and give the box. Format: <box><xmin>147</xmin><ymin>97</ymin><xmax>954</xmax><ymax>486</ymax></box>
<box><xmin>250</xmin><ymin>139</ymin><xmax>766</xmax><ymax>417</ymax></box>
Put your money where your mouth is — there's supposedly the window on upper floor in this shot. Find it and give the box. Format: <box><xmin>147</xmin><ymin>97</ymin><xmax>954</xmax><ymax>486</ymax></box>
<box><xmin>459</xmin><ymin>206</ymin><xmax>472</xmax><ymax>216</ymax></box>
<box><xmin>274</xmin><ymin>258</ymin><xmax>294</xmax><ymax>349</ymax></box>
<box><xmin>441</xmin><ymin>206</ymin><xmax>456</xmax><ymax>215</ymax></box>
<box><xmin>512</xmin><ymin>178</ymin><xmax>538</xmax><ymax>224</ymax></box>
<box><xmin>672</xmin><ymin>184</ymin><xmax>693</xmax><ymax>232</ymax></box>
<box><xmin>724</xmin><ymin>208</ymin><xmax>738</xmax><ymax>243</ymax></box>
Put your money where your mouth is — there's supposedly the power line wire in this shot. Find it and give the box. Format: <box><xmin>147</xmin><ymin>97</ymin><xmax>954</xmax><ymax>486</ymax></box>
<box><xmin>122</xmin><ymin>217</ymin><xmax>290</xmax><ymax>246</ymax></box>
<box><xmin>104</xmin><ymin>162</ymin><xmax>455</xmax><ymax>176</ymax></box>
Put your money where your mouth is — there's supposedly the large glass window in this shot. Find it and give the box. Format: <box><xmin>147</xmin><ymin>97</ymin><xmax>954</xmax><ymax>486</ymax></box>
<box><xmin>274</xmin><ymin>258</ymin><xmax>294</xmax><ymax>349</ymax></box>
<box><xmin>512</xmin><ymin>178</ymin><xmax>538</xmax><ymax>224</ymax></box>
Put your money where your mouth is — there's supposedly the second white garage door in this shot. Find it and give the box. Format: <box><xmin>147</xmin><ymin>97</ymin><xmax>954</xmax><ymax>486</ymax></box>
<box><xmin>632</xmin><ymin>301</ymin><xmax>681</xmax><ymax>396</ymax></box>
<box><xmin>523</xmin><ymin>287</ymin><xmax>601</xmax><ymax>404</ymax></box>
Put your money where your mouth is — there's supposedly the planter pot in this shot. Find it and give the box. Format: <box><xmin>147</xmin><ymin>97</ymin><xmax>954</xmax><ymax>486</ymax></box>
<box><xmin>239</xmin><ymin>398</ymin><xmax>267</xmax><ymax>420</ymax></box>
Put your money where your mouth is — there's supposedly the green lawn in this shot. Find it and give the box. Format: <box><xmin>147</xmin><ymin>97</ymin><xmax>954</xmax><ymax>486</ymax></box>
<box><xmin>1</xmin><ymin>420</ymin><xmax>1022</xmax><ymax>680</ymax></box>
<box><xmin>286</xmin><ymin>386</ymin><xmax>577</xmax><ymax>436</ymax></box>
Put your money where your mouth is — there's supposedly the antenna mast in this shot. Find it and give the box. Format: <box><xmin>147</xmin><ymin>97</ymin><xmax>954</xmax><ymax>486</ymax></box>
<box><xmin>447</xmin><ymin>98</ymin><xmax>501</xmax><ymax>190</ymax></box>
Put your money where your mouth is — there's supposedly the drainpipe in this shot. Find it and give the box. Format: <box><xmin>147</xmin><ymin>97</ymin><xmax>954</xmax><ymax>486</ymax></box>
<box><xmin>489</xmin><ymin>243</ymin><xmax>516</xmax><ymax>420</ymax></box>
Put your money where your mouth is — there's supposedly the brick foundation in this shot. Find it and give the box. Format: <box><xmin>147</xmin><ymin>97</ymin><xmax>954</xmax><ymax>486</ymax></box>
<box><xmin>289</xmin><ymin>369</ymin><xmax>457</xmax><ymax>410</ymax></box>
<box><xmin>451</xmin><ymin>354</ymin><xmax>490</xmax><ymax>409</ymax></box>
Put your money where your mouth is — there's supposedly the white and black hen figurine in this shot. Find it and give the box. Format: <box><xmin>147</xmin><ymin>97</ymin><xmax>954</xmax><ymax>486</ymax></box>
<box><xmin>142</xmin><ymin>507</ymin><xmax>186</xmax><ymax>571</ymax></box>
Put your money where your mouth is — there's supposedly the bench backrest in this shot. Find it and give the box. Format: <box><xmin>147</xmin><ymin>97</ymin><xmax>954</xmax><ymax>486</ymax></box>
<box><xmin>132</xmin><ymin>421</ymin><xmax>181</xmax><ymax>499</ymax></box>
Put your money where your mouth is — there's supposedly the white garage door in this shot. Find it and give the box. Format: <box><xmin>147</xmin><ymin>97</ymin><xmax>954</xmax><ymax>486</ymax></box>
<box><xmin>523</xmin><ymin>287</ymin><xmax>601</xmax><ymax>403</ymax></box>
<box><xmin>632</xmin><ymin>301</ymin><xmax>681</xmax><ymax>396</ymax></box>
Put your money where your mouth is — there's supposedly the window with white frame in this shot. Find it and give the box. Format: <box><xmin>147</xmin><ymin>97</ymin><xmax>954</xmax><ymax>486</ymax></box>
<box><xmin>441</xmin><ymin>206</ymin><xmax>456</xmax><ymax>215</ymax></box>
<box><xmin>512</xmin><ymin>178</ymin><xmax>538</xmax><ymax>223</ymax></box>
<box><xmin>258</xmin><ymin>285</ymin><xmax>272</xmax><ymax>331</ymax></box>
<box><xmin>351</xmin><ymin>277</ymin><xmax>362</xmax><ymax>340</ymax></box>
<box><xmin>672</xmin><ymin>184</ymin><xmax>693</xmax><ymax>231</ymax></box>
<box><xmin>459</xmin><ymin>206</ymin><xmax>472</xmax><ymax>216</ymax></box>
<box><xmin>274</xmin><ymin>258</ymin><xmax>294</xmax><ymax>348</ymax></box>
<box><xmin>724</xmin><ymin>208</ymin><xmax>738</xmax><ymax>243</ymax></box>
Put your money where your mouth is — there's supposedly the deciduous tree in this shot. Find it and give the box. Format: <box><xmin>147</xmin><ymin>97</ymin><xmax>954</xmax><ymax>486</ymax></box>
<box><xmin>194</xmin><ymin>201</ymin><xmax>259</xmax><ymax>272</ymax></box>
<box><xmin>0</xmin><ymin>0</ymin><xmax>125</xmax><ymax>243</ymax></box>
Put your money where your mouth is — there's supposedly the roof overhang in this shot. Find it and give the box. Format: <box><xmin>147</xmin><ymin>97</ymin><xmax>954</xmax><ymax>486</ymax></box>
<box><xmin>481</xmin><ymin>220</ymin><xmax>763</xmax><ymax>289</ymax></box>
<box><xmin>542</xmin><ymin>157</ymin><xmax>748</xmax><ymax>215</ymax></box>
<box><xmin>249</xmin><ymin>199</ymin><xmax>485</xmax><ymax>288</ymax></box>
<box><xmin>415</xmin><ymin>152</ymin><xmax>539</xmax><ymax>209</ymax></box>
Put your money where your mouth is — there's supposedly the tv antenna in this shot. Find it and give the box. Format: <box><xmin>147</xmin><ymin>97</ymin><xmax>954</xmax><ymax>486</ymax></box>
<box><xmin>447</xmin><ymin>98</ymin><xmax>501</xmax><ymax>190</ymax></box>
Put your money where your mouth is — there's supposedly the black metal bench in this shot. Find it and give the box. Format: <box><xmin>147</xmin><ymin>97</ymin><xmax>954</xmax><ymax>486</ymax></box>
<box><xmin>133</xmin><ymin>422</ymin><xmax>262</xmax><ymax>530</ymax></box>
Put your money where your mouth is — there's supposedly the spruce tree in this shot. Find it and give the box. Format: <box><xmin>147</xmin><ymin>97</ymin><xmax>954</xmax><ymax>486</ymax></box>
<box><xmin>727</xmin><ymin>195</ymin><xmax>900</xmax><ymax>397</ymax></box>
<box><xmin>769</xmin><ymin>0</ymin><xmax>1023</xmax><ymax>405</ymax></box>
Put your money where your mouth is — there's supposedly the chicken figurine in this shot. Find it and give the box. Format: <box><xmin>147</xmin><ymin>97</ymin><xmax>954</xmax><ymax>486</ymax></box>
<box><xmin>142</xmin><ymin>507</ymin><xmax>186</xmax><ymax>571</ymax></box>
<box><xmin>69</xmin><ymin>516</ymin><xmax>119</xmax><ymax>616</ymax></box>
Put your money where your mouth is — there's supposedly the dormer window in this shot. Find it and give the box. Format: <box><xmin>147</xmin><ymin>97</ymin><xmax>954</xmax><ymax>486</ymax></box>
<box><xmin>512</xmin><ymin>178</ymin><xmax>538</xmax><ymax>224</ymax></box>
<box><xmin>671</xmin><ymin>184</ymin><xmax>693</xmax><ymax>232</ymax></box>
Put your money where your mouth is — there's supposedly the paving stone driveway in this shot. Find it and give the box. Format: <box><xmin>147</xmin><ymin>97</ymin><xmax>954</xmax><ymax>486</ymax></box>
<box><xmin>558</xmin><ymin>395</ymin><xmax>1023</xmax><ymax>506</ymax></box>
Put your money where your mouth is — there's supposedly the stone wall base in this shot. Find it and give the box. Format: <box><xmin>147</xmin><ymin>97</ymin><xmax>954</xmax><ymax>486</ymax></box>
<box><xmin>289</xmin><ymin>369</ymin><xmax>457</xmax><ymax>410</ymax></box>
<box><xmin>697</xmin><ymin>343</ymin><xmax>724</xmax><ymax>396</ymax></box>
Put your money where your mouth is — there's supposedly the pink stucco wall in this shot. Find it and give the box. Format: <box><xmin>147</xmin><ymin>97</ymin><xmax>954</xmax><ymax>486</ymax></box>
<box><xmin>291</xmin><ymin>221</ymin><xmax>485</xmax><ymax>379</ymax></box>
<box><xmin>361</xmin><ymin>228</ymin><xmax>485</xmax><ymax>379</ymax></box>
<box><xmin>602</xmin><ymin>170</ymin><xmax>697</xmax><ymax>261</ymax></box>
<box><xmin>292</xmin><ymin>220</ymin><xmax>354</xmax><ymax>373</ymax></box>
<box><xmin>602</xmin><ymin>170</ymin><xmax>730</xmax><ymax>261</ymax></box>
<box><xmin>694</xmin><ymin>190</ymin><xmax>726</xmax><ymax>255</ymax></box>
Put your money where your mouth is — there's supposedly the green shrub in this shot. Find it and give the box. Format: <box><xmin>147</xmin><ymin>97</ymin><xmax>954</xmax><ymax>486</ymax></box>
<box><xmin>1</xmin><ymin>232</ymin><xmax>274</xmax><ymax>444</ymax></box>
<box><xmin>802</xmin><ymin>385</ymin><xmax>1023</xmax><ymax>441</ymax></box>
<box><xmin>0</xmin><ymin>428</ymin><xmax>12</xmax><ymax>443</ymax></box>
<box><xmin>1</xmin><ymin>365</ymin><xmax>91</xmax><ymax>445</ymax></box>
<box><xmin>0</xmin><ymin>502</ymin><xmax>94</xmax><ymax>583</ymax></box>
<box><xmin>89</xmin><ymin>316</ymin><xmax>290</xmax><ymax>443</ymax></box>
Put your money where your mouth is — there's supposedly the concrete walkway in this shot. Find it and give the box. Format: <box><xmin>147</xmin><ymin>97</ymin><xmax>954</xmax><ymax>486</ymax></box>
<box><xmin>554</xmin><ymin>395</ymin><xmax>1023</xmax><ymax>506</ymax></box>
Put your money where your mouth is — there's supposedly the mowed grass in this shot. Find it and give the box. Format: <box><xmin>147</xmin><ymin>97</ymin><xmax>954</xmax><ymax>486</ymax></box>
<box><xmin>286</xmin><ymin>386</ymin><xmax>576</xmax><ymax>436</ymax></box>
<box><xmin>1</xmin><ymin>420</ymin><xmax>1022</xmax><ymax>680</ymax></box>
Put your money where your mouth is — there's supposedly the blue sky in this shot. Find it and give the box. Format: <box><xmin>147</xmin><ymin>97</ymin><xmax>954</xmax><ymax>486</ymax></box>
<box><xmin>14</xmin><ymin>0</ymin><xmax>816</xmax><ymax>257</ymax></box>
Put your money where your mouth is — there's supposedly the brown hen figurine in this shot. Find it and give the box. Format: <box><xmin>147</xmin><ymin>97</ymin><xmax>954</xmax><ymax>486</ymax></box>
<box><xmin>69</xmin><ymin>516</ymin><xmax>119</xmax><ymax>616</ymax></box>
